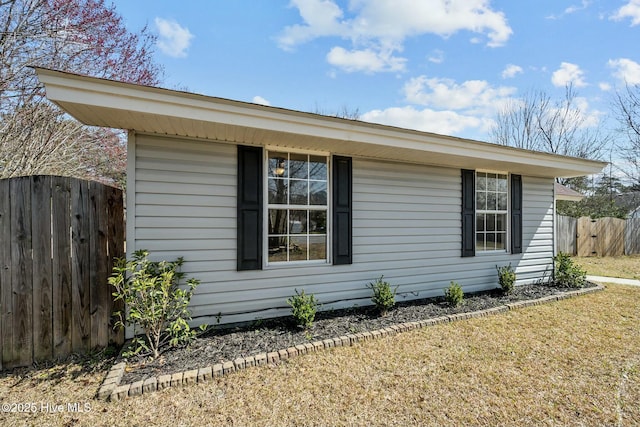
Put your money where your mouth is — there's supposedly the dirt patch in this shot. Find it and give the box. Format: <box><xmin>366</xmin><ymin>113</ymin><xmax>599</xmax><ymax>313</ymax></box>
<box><xmin>120</xmin><ymin>283</ymin><xmax>594</xmax><ymax>384</ymax></box>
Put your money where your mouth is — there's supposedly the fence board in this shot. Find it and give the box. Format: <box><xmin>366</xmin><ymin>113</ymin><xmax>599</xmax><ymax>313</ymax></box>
<box><xmin>71</xmin><ymin>179</ymin><xmax>91</xmax><ymax>352</ymax></box>
<box><xmin>556</xmin><ymin>215</ymin><xmax>576</xmax><ymax>255</ymax></box>
<box><xmin>10</xmin><ymin>177</ymin><xmax>33</xmax><ymax>368</ymax></box>
<box><xmin>107</xmin><ymin>186</ymin><xmax>125</xmax><ymax>345</ymax></box>
<box><xmin>31</xmin><ymin>176</ymin><xmax>53</xmax><ymax>362</ymax></box>
<box><xmin>52</xmin><ymin>177</ymin><xmax>72</xmax><ymax>358</ymax></box>
<box><xmin>596</xmin><ymin>217</ymin><xmax>625</xmax><ymax>257</ymax></box>
<box><xmin>0</xmin><ymin>179</ymin><xmax>11</xmax><ymax>370</ymax></box>
<box><xmin>90</xmin><ymin>184</ymin><xmax>109</xmax><ymax>348</ymax></box>
<box><xmin>627</xmin><ymin>218</ymin><xmax>640</xmax><ymax>255</ymax></box>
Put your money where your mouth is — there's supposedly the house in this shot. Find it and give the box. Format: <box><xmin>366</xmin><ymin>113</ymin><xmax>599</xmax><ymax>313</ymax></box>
<box><xmin>36</xmin><ymin>68</ymin><xmax>606</xmax><ymax>328</ymax></box>
<box><xmin>554</xmin><ymin>182</ymin><xmax>585</xmax><ymax>202</ymax></box>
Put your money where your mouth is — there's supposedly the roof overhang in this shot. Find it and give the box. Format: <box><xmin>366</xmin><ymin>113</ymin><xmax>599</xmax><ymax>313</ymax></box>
<box><xmin>35</xmin><ymin>68</ymin><xmax>606</xmax><ymax>179</ymax></box>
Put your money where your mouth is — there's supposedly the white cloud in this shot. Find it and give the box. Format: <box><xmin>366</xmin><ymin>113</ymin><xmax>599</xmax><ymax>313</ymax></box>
<box><xmin>599</xmin><ymin>82</ymin><xmax>612</xmax><ymax>91</ymax></box>
<box><xmin>155</xmin><ymin>17</ymin><xmax>194</xmax><ymax>58</ymax></box>
<box><xmin>326</xmin><ymin>46</ymin><xmax>406</xmax><ymax>73</ymax></box>
<box><xmin>565</xmin><ymin>0</ymin><xmax>591</xmax><ymax>14</ymax></box>
<box><xmin>611</xmin><ymin>0</ymin><xmax>640</xmax><ymax>26</ymax></box>
<box><xmin>361</xmin><ymin>106</ymin><xmax>494</xmax><ymax>137</ymax></box>
<box><xmin>358</xmin><ymin>74</ymin><xmax>516</xmax><ymax>138</ymax></box>
<box><xmin>278</xmin><ymin>0</ymin><xmax>512</xmax><ymax>73</ymax></box>
<box><xmin>608</xmin><ymin>58</ymin><xmax>640</xmax><ymax>84</ymax></box>
<box><xmin>252</xmin><ymin>96</ymin><xmax>271</xmax><ymax>106</ymax></box>
<box><xmin>403</xmin><ymin>75</ymin><xmax>516</xmax><ymax>114</ymax></box>
<box><xmin>501</xmin><ymin>64</ymin><xmax>523</xmax><ymax>79</ymax></box>
<box><xmin>546</xmin><ymin>0</ymin><xmax>590</xmax><ymax>19</ymax></box>
<box><xmin>551</xmin><ymin>62</ymin><xmax>587</xmax><ymax>87</ymax></box>
<box><xmin>428</xmin><ymin>49</ymin><xmax>444</xmax><ymax>64</ymax></box>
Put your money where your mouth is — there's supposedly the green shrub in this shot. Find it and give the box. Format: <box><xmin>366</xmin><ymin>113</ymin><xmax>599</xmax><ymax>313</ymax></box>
<box><xmin>444</xmin><ymin>281</ymin><xmax>464</xmax><ymax>307</ymax></box>
<box><xmin>554</xmin><ymin>252</ymin><xmax>587</xmax><ymax>288</ymax></box>
<box><xmin>287</xmin><ymin>289</ymin><xmax>319</xmax><ymax>329</ymax></box>
<box><xmin>367</xmin><ymin>275</ymin><xmax>398</xmax><ymax>316</ymax></box>
<box><xmin>497</xmin><ymin>263</ymin><xmax>516</xmax><ymax>294</ymax></box>
<box><xmin>109</xmin><ymin>249</ymin><xmax>205</xmax><ymax>360</ymax></box>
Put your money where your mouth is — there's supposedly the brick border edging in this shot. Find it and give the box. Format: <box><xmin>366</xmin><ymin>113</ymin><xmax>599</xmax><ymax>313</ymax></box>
<box><xmin>97</xmin><ymin>284</ymin><xmax>604</xmax><ymax>401</ymax></box>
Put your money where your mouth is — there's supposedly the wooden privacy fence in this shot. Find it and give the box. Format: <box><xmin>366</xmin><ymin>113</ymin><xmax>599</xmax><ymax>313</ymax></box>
<box><xmin>556</xmin><ymin>215</ymin><xmax>640</xmax><ymax>257</ymax></box>
<box><xmin>0</xmin><ymin>176</ymin><xmax>124</xmax><ymax>369</ymax></box>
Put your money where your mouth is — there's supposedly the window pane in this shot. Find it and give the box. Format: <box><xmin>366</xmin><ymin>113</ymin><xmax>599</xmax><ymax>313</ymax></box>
<box><xmin>309</xmin><ymin>156</ymin><xmax>327</xmax><ymax>180</ymax></box>
<box><xmin>310</xmin><ymin>181</ymin><xmax>327</xmax><ymax>205</ymax></box>
<box><xmin>289</xmin><ymin>153</ymin><xmax>308</xmax><ymax>179</ymax></box>
<box><xmin>476</xmin><ymin>233</ymin><xmax>485</xmax><ymax>251</ymax></box>
<box><xmin>496</xmin><ymin>214</ymin><xmax>507</xmax><ymax>232</ymax></box>
<box><xmin>476</xmin><ymin>213</ymin><xmax>485</xmax><ymax>232</ymax></box>
<box><xmin>268</xmin><ymin>209</ymin><xmax>288</xmax><ymax>235</ymax></box>
<box><xmin>486</xmin><ymin>233</ymin><xmax>496</xmax><ymax>250</ymax></box>
<box><xmin>496</xmin><ymin>233</ymin><xmax>505</xmax><ymax>250</ymax></box>
<box><xmin>486</xmin><ymin>213</ymin><xmax>496</xmax><ymax>231</ymax></box>
<box><xmin>289</xmin><ymin>180</ymin><xmax>308</xmax><ymax>205</ymax></box>
<box><xmin>476</xmin><ymin>191</ymin><xmax>487</xmax><ymax>211</ymax></box>
<box><xmin>309</xmin><ymin>211</ymin><xmax>327</xmax><ymax>233</ymax></box>
<box><xmin>289</xmin><ymin>210</ymin><xmax>308</xmax><ymax>234</ymax></box>
<box><xmin>268</xmin><ymin>178</ymin><xmax>288</xmax><ymax>204</ymax></box>
<box><xmin>269</xmin><ymin>152</ymin><xmax>288</xmax><ymax>178</ymax></box>
<box><xmin>487</xmin><ymin>174</ymin><xmax>497</xmax><ymax>191</ymax></box>
<box><xmin>268</xmin><ymin>236</ymin><xmax>288</xmax><ymax>262</ymax></box>
<box><xmin>487</xmin><ymin>192</ymin><xmax>497</xmax><ymax>211</ymax></box>
<box><xmin>498</xmin><ymin>193</ymin><xmax>508</xmax><ymax>210</ymax></box>
<box><xmin>498</xmin><ymin>175</ymin><xmax>508</xmax><ymax>192</ymax></box>
<box><xmin>289</xmin><ymin>236</ymin><xmax>307</xmax><ymax>261</ymax></box>
<box><xmin>477</xmin><ymin>173</ymin><xmax>487</xmax><ymax>191</ymax></box>
<box><xmin>309</xmin><ymin>235</ymin><xmax>327</xmax><ymax>260</ymax></box>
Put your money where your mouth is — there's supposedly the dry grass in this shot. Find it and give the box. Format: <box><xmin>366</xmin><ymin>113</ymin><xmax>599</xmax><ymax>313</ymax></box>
<box><xmin>1</xmin><ymin>284</ymin><xmax>639</xmax><ymax>426</ymax></box>
<box><xmin>573</xmin><ymin>255</ymin><xmax>640</xmax><ymax>279</ymax></box>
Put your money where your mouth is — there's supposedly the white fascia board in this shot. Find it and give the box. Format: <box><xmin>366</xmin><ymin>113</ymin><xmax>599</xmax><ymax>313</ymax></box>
<box><xmin>36</xmin><ymin>68</ymin><xmax>607</xmax><ymax>178</ymax></box>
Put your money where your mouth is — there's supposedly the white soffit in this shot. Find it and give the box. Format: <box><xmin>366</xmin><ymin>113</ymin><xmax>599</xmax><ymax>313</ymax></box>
<box><xmin>36</xmin><ymin>68</ymin><xmax>606</xmax><ymax>178</ymax></box>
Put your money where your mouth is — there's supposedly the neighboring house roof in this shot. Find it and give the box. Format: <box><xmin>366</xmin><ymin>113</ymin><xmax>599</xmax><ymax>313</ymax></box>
<box><xmin>554</xmin><ymin>183</ymin><xmax>585</xmax><ymax>202</ymax></box>
<box><xmin>614</xmin><ymin>192</ymin><xmax>640</xmax><ymax>217</ymax></box>
<box><xmin>35</xmin><ymin>68</ymin><xmax>606</xmax><ymax>179</ymax></box>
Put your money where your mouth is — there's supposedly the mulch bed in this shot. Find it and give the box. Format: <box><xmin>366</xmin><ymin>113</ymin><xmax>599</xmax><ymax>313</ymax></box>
<box><xmin>119</xmin><ymin>282</ymin><xmax>596</xmax><ymax>384</ymax></box>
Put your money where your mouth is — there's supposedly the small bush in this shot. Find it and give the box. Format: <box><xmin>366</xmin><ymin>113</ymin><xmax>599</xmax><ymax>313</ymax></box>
<box><xmin>444</xmin><ymin>281</ymin><xmax>464</xmax><ymax>307</ymax></box>
<box><xmin>367</xmin><ymin>275</ymin><xmax>398</xmax><ymax>316</ymax></box>
<box><xmin>554</xmin><ymin>252</ymin><xmax>587</xmax><ymax>288</ymax></box>
<box><xmin>287</xmin><ymin>289</ymin><xmax>319</xmax><ymax>329</ymax></box>
<box><xmin>110</xmin><ymin>249</ymin><xmax>205</xmax><ymax>360</ymax></box>
<box><xmin>497</xmin><ymin>263</ymin><xmax>516</xmax><ymax>294</ymax></box>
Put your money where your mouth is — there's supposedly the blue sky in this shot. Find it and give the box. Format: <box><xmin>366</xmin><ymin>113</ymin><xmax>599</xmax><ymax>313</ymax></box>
<box><xmin>111</xmin><ymin>0</ymin><xmax>640</xmax><ymax>143</ymax></box>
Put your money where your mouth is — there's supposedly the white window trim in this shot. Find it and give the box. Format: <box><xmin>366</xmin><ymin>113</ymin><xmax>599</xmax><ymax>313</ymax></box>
<box><xmin>475</xmin><ymin>170</ymin><xmax>510</xmax><ymax>254</ymax></box>
<box><xmin>263</xmin><ymin>150</ymin><xmax>332</xmax><ymax>268</ymax></box>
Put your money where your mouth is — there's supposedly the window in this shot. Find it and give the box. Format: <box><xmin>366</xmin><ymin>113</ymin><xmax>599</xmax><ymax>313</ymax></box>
<box><xmin>475</xmin><ymin>172</ymin><xmax>508</xmax><ymax>252</ymax></box>
<box><xmin>266</xmin><ymin>151</ymin><xmax>329</xmax><ymax>263</ymax></box>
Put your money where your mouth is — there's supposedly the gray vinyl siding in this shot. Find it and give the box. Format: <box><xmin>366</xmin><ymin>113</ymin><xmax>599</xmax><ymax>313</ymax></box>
<box><xmin>132</xmin><ymin>133</ymin><xmax>555</xmax><ymax>327</ymax></box>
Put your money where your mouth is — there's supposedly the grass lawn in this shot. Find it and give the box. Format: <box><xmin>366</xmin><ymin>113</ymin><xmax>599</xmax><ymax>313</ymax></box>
<box><xmin>0</xmin><ymin>284</ymin><xmax>638</xmax><ymax>426</ymax></box>
<box><xmin>572</xmin><ymin>255</ymin><xmax>640</xmax><ymax>280</ymax></box>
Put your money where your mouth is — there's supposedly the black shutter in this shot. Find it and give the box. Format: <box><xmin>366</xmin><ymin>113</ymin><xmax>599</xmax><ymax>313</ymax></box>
<box><xmin>332</xmin><ymin>156</ymin><xmax>352</xmax><ymax>265</ymax></box>
<box><xmin>510</xmin><ymin>174</ymin><xmax>523</xmax><ymax>254</ymax></box>
<box><xmin>237</xmin><ymin>145</ymin><xmax>263</xmax><ymax>270</ymax></box>
<box><xmin>461</xmin><ymin>169</ymin><xmax>475</xmax><ymax>257</ymax></box>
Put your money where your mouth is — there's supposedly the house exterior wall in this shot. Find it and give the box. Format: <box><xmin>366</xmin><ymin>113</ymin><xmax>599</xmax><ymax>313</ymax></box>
<box><xmin>130</xmin><ymin>133</ymin><xmax>555</xmax><ymax>326</ymax></box>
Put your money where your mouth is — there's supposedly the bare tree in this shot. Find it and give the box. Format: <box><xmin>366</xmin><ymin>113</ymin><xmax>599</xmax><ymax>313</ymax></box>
<box><xmin>0</xmin><ymin>0</ymin><xmax>162</xmax><ymax>184</ymax></box>
<box><xmin>613</xmin><ymin>83</ymin><xmax>640</xmax><ymax>189</ymax></box>
<box><xmin>490</xmin><ymin>85</ymin><xmax>609</xmax><ymax>161</ymax></box>
<box><xmin>0</xmin><ymin>102</ymin><xmax>126</xmax><ymax>184</ymax></box>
